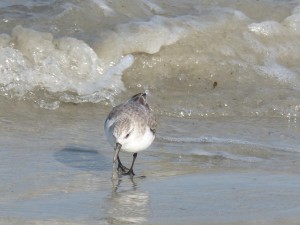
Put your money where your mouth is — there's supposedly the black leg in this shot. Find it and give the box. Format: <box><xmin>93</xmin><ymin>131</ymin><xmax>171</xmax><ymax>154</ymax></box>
<box><xmin>117</xmin><ymin>155</ymin><xmax>129</xmax><ymax>173</ymax></box>
<box><xmin>124</xmin><ymin>153</ymin><xmax>137</xmax><ymax>176</ymax></box>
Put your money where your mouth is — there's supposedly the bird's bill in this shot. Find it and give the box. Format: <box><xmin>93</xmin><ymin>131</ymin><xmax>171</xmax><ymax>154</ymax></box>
<box><xmin>113</xmin><ymin>143</ymin><xmax>122</xmax><ymax>163</ymax></box>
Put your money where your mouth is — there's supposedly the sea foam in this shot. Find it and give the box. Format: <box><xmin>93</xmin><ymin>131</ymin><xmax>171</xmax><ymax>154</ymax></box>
<box><xmin>0</xmin><ymin>1</ymin><xmax>299</xmax><ymax>117</ymax></box>
<box><xmin>0</xmin><ymin>26</ymin><xmax>133</xmax><ymax>108</ymax></box>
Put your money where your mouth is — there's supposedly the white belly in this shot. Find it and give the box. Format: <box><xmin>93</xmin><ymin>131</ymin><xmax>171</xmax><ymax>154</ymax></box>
<box><xmin>105</xmin><ymin>118</ymin><xmax>155</xmax><ymax>153</ymax></box>
<box><xmin>121</xmin><ymin>126</ymin><xmax>155</xmax><ymax>153</ymax></box>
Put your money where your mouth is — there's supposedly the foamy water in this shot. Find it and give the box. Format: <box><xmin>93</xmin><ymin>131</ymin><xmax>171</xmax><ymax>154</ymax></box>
<box><xmin>1</xmin><ymin>0</ymin><xmax>300</xmax><ymax>224</ymax></box>
<box><xmin>0</xmin><ymin>0</ymin><xmax>299</xmax><ymax>117</ymax></box>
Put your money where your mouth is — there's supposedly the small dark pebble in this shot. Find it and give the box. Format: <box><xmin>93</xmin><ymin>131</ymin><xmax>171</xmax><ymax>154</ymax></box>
<box><xmin>213</xmin><ymin>81</ymin><xmax>217</xmax><ymax>88</ymax></box>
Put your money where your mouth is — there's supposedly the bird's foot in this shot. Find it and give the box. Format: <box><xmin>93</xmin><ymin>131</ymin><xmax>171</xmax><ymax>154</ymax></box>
<box><xmin>117</xmin><ymin>163</ymin><xmax>129</xmax><ymax>173</ymax></box>
<box><xmin>122</xmin><ymin>168</ymin><xmax>135</xmax><ymax>176</ymax></box>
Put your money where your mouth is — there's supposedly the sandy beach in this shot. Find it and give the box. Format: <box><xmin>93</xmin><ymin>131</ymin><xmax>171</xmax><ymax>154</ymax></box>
<box><xmin>0</xmin><ymin>101</ymin><xmax>300</xmax><ymax>224</ymax></box>
<box><xmin>1</xmin><ymin>0</ymin><xmax>300</xmax><ymax>224</ymax></box>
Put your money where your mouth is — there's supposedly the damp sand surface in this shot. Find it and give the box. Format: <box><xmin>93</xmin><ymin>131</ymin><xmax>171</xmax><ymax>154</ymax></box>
<box><xmin>1</xmin><ymin>1</ymin><xmax>300</xmax><ymax>223</ymax></box>
<box><xmin>1</xmin><ymin>102</ymin><xmax>300</xmax><ymax>225</ymax></box>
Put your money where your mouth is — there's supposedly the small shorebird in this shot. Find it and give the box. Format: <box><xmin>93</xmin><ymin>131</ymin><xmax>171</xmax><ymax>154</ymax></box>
<box><xmin>104</xmin><ymin>93</ymin><xmax>157</xmax><ymax>176</ymax></box>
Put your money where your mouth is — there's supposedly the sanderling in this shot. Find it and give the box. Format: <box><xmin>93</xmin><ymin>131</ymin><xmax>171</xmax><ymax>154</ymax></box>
<box><xmin>104</xmin><ymin>93</ymin><xmax>157</xmax><ymax>176</ymax></box>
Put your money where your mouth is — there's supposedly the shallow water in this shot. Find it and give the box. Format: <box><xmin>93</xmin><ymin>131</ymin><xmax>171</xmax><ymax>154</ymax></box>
<box><xmin>1</xmin><ymin>101</ymin><xmax>300</xmax><ymax>224</ymax></box>
<box><xmin>1</xmin><ymin>0</ymin><xmax>300</xmax><ymax>224</ymax></box>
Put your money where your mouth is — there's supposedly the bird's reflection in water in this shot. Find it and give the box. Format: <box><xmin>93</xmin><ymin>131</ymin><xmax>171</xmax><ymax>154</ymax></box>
<box><xmin>103</xmin><ymin>174</ymin><xmax>150</xmax><ymax>224</ymax></box>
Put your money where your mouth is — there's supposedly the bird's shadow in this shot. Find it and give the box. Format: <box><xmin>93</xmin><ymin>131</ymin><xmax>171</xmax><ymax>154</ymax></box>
<box><xmin>54</xmin><ymin>146</ymin><xmax>111</xmax><ymax>171</ymax></box>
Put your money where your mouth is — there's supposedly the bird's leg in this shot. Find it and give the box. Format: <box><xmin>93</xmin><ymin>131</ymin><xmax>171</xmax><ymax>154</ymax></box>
<box><xmin>113</xmin><ymin>143</ymin><xmax>128</xmax><ymax>173</ymax></box>
<box><xmin>113</xmin><ymin>143</ymin><xmax>122</xmax><ymax>163</ymax></box>
<box><xmin>117</xmin><ymin>155</ymin><xmax>129</xmax><ymax>173</ymax></box>
<box><xmin>123</xmin><ymin>153</ymin><xmax>137</xmax><ymax>176</ymax></box>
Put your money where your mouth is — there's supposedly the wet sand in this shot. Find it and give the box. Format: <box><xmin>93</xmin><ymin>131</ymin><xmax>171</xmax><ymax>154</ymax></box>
<box><xmin>1</xmin><ymin>0</ymin><xmax>300</xmax><ymax>224</ymax></box>
<box><xmin>0</xmin><ymin>101</ymin><xmax>300</xmax><ymax>224</ymax></box>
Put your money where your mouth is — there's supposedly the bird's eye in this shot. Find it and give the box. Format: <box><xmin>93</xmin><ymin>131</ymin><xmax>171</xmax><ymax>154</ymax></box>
<box><xmin>125</xmin><ymin>133</ymin><xmax>130</xmax><ymax>139</ymax></box>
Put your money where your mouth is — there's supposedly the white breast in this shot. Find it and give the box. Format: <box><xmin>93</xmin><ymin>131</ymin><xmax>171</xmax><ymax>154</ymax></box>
<box><xmin>121</xmin><ymin>126</ymin><xmax>155</xmax><ymax>153</ymax></box>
